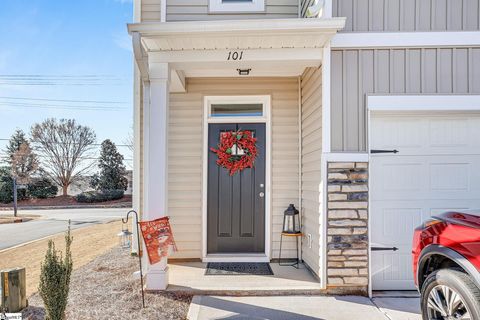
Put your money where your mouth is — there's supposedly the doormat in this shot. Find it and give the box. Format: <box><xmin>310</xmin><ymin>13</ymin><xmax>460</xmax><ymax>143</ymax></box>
<box><xmin>205</xmin><ymin>262</ymin><xmax>274</xmax><ymax>276</ymax></box>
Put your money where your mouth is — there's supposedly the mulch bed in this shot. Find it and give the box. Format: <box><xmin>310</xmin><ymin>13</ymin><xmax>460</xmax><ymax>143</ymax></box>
<box><xmin>0</xmin><ymin>195</ymin><xmax>132</xmax><ymax>209</ymax></box>
<box><xmin>22</xmin><ymin>248</ymin><xmax>192</xmax><ymax>320</ymax></box>
<box><xmin>0</xmin><ymin>216</ymin><xmax>35</xmax><ymax>224</ymax></box>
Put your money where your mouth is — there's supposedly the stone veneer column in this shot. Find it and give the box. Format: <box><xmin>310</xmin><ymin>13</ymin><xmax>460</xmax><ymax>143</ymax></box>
<box><xmin>326</xmin><ymin>162</ymin><xmax>369</xmax><ymax>295</ymax></box>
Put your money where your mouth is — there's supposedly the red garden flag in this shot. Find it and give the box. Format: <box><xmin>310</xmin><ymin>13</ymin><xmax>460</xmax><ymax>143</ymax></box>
<box><xmin>139</xmin><ymin>217</ymin><xmax>177</xmax><ymax>265</ymax></box>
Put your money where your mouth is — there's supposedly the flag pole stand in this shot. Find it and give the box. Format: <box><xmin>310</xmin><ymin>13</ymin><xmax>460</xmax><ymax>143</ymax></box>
<box><xmin>122</xmin><ymin>210</ymin><xmax>145</xmax><ymax>308</ymax></box>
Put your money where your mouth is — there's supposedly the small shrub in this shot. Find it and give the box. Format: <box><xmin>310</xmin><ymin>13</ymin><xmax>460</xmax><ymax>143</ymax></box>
<box><xmin>39</xmin><ymin>222</ymin><xmax>73</xmax><ymax>320</ymax></box>
<box><xmin>0</xmin><ymin>167</ymin><xmax>29</xmax><ymax>203</ymax></box>
<box><xmin>75</xmin><ymin>189</ymin><xmax>124</xmax><ymax>203</ymax></box>
<box><xmin>28</xmin><ymin>178</ymin><xmax>58</xmax><ymax>199</ymax></box>
<box><xmin>0</xmin><ymin>178</ymin><xmax>13</xmax><ymax>204</ymax></box>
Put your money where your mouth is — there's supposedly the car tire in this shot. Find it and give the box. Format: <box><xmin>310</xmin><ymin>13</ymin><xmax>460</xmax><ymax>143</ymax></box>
<box><xmin>421</xmin><ymin>269</ymin><xmax>480</xmax><ymax>320</ymax></box>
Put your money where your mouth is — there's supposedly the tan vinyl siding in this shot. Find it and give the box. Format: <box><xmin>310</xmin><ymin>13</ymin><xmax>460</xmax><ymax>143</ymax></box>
<box><xmin>333</xmin><ymin>0</ymin><xmax>480</xmax><ymax>32</ymax></box>
<box><xmin>168</xmin><ymin>90</ymin><xmax>204</xmax><ymax>258</ymax></box>
<box><xmin>300</xmin><ymin>67</ymin><xmax>322</xmax><ymax>277</ymax></box>
<box><xmin>331</xmin><ymin>47</ymin><xmax>480</xmax><ymax>152</ymax></box>
<box><xmin>168</xmin><ymin>77</ymin><xmax>300</xmax><ymax>259</ymax></box>
<box><xmin>166</xmin><ymin>0</ymin><xmax>298</xmax><ymax>21</ymax></box>
<box><xmin>141</xmin><ymin>0</ymin><xmax>161</xmax><ymax>21</ymax></box>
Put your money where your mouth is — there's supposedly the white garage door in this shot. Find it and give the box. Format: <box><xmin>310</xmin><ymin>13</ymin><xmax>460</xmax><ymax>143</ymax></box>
<box><xmin>370</xmin><ymin>112</ymin><xmax>480</xmax><ymax>290</ymax></box>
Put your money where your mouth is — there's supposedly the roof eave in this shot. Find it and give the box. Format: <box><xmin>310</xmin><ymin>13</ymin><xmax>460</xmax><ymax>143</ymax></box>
<box><xmin>127</xmin><ymin>17</ymin><xmax>346</xmax><ymax>37</ymax></box>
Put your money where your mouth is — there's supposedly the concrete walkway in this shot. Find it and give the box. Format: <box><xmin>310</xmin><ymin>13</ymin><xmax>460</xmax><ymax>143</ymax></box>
<box><xmin>187</xmin><ymin>295</ymin><xmax>422</xmax><ymax>320</ymax></box>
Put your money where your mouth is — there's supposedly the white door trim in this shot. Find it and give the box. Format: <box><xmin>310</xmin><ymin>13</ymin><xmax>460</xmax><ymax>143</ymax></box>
<box><xmin>202</xmin><ymin>95</ymin><xmax>272</xmax><ymax>262</ymax></box>
<box><xmin>367</xmin><ymin>94</ymin><xmax>480</xmax><ymax>294</ymax></box>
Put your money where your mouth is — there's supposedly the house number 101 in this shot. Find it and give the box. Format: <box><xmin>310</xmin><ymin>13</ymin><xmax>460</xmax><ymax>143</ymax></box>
<box><xmin>227</xmin><ymin>51</ymin><xmax>243</xmax><ymax>61</ymax></box>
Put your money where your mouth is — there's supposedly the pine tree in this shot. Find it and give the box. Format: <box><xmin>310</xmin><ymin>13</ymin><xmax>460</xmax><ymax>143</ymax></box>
<box><xmin>90</xmin><ymin>139</ymin><xmax>128</xmax><ymax>191</ymax></box>
<box><xmin>5</xmin><ymin>129</ymin><xmax>39</xmax><ymax>184</ymax></box>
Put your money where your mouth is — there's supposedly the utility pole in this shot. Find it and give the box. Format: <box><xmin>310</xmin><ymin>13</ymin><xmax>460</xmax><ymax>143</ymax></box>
<box><xmin>13</xmin><ymin>177</ymin><xmax>17</xmax><ymax>217</ymax></box>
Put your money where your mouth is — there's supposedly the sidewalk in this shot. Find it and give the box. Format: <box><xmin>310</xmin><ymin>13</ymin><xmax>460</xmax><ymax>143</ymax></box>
<box><xmin>187</xmin><ymin>295</ymin><xmax>421</xmax><ymax>320</ymax></box>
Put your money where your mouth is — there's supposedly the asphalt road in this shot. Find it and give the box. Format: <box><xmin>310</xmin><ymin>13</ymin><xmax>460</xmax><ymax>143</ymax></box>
<box><xmin>0</xmin><ymin>208</ymin><xmax>129</xmax><ymax>251</ymax></box>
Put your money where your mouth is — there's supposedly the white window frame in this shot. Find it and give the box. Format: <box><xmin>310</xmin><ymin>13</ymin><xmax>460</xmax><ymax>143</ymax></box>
<box><xmin>202</xmin><ymin>95</ymin><xmax>272</xmax><ymax>262</ymax></box>
<box><xmin>209</xmin><ymin>0</ymin><xmax>265</xmax><ymax>13</ymax></box>
<box><xmin>207</xmin><ymin>95</ymin><xmax>269</xmax><ymax>122</ymax></box>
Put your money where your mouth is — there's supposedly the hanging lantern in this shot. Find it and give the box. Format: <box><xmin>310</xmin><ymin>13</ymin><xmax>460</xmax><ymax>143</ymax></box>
<box><xmin>118</xmin><ymin>223</ymin><xmax>133</xmax><ymax>249</ymax></box>
<box><xmin>282</xmin><ymin>204</ymin><xmax>301</xmax><ymax>234</ymax></box>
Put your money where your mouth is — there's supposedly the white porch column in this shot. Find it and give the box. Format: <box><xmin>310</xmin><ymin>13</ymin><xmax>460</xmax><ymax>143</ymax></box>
<box><xmin>143</xmin><ymin>62</ymin><xmax>170</xmax><ymax>290</ymax></box>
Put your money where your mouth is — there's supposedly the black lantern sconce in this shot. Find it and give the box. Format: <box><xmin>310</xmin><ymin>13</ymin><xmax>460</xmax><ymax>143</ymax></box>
<box><xmin>282</xmin><ymin>204</ymin><xmax>301</xmax><ymax>234</ymax></box>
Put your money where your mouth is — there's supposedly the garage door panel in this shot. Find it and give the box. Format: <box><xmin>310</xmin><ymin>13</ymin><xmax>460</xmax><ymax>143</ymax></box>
<box><xmin>371</xmin><ymin>115</ymin><xmax>480</xmax><ymax>156</ymax></box>
<box><xmin>371</xmin><ymin>155</ymin><xmax>480</xmax><ymax>201</ymax></box>
<box><xmin>370</xmin><ymin>160</ymin><xmax>426</xmax><ymax>200</ymax></box>
<box><xmin>371</xmin><ymin>200</ymin><xmax>479</xmax><ymax>290</ymax></box>
<box><xmin>371</xmin><ymin>117</ymin><xmax>427</xmax><ymax>153</ymax></box>
<box><xmin>372</xmin><ymin>250</ymin><xmax>415</xmax><ymax>290</ymax></box>
<box><xmin>370</xmin><ymin>112</ymin><xmax>480</xmax><ymax>290</ymax></box>
<box><xmin>371</xmin><ymin>207</ymin><xmax>424</xmax><ymax>246</ymax></box>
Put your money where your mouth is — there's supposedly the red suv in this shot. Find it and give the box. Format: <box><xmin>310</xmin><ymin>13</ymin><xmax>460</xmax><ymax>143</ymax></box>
<box><xmin>413</xmin><ymin>211</ymin><xmax>480</xmax><ymax>319</ymax></box>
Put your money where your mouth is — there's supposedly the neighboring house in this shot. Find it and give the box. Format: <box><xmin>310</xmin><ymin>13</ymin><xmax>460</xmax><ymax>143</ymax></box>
<box><xmin>130</xmin><ymin>0</ymin><xmax>480</xmax><ymax>294</ymax></box>
<box><xmin>125</xmin><ymin>170</ymin><xmax>133</xmax><ymax>195</ymax></box>
<box><xmin>56</xmin><ymin>171</ymin><xmax>133</xmax><ymax>196</ymax></box>
<box><xmin>56</xmin><ymin>176</ymin><xmax>95</xmax><ymax>196</ymax></box>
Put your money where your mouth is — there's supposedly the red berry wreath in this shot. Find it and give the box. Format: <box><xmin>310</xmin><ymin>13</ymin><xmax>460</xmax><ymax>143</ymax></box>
<box><xmin>210</xmin><ymin>130</ymin><xmax>258</xmax><ymax>176</ymax></box>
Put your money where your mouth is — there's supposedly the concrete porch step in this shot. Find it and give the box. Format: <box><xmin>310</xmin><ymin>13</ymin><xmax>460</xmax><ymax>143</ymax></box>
<box><xmin>164</xmin><ymin>261</ymin><xmax>326</xmax><ymax>296</ymax></box>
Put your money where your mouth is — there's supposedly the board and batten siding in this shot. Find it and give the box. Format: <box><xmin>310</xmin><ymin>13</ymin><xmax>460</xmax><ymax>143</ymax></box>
<box><xmin>331</xmin><ymin>47</ymin><xmax>480</xmax><ymax>152</ymax></box>
<box><xmin>333</xmin><ymin>0</ymin><xmax>480</xmax><ymax>32</ymax></box>
<box><xmin>300</xmin><ymin>67</ymin><xmax>323</xmax><ymax>277</ymax></box>
<box><xmin>166</xmin><ymin>0</ymin><xmax>298</xmax><ymax>21</ymax></box>
<box><xmin>167</xmin><ymin>77</ymin><xmax>300</xmax><ymax>259</ymax></box>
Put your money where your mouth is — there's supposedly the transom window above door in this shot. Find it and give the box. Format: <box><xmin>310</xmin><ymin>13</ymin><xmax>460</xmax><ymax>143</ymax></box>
<box><xmin>211</xmin><ymin>103</ymin><xmax>263</xmax><ymax>117</ymax></box>
<box><xmin>206</xmin><ymin>96</ymin><xmax>270</xmax><ymax>123</ymax></box>
<box><xmin>209</xmin><ymin>0</ymin><xmax>265</xmax><ymax>13</ymax></box>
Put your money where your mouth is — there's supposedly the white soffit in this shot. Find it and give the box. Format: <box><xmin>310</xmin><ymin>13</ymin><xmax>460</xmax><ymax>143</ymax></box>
<box><xmin>128</xmin><ymin>18</ymin><xmax>346</xmax><ymax>51</ymax></box>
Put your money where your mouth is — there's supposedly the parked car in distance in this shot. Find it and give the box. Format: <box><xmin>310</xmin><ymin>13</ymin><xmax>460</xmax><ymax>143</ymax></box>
<box><xmin>412</xmin><ymin>210</ymin><xmax>480</xmax><ymax>319</ymax></box>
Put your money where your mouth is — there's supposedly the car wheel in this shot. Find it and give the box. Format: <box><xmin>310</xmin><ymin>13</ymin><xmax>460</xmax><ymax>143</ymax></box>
<box><xmin>421</xmin><ymin>269</ymin><xmax>480</xmax><ymax>320</ymax></box>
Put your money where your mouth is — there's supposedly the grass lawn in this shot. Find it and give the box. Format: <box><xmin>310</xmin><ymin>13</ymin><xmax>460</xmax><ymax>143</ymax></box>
<box><xmin>0</xmin><ymin>220</ymin><xmax>123</xmax><ymax>296</ymax></box>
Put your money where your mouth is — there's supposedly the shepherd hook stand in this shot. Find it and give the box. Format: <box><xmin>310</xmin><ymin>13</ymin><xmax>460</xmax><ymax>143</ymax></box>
<box><xmin>122</xmin><ymin>210</ymin><xmax>145</xmax><ymax>308</ymax></box>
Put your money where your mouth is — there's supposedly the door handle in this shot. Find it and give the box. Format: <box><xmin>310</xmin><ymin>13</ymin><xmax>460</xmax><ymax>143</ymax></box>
<box><xmin>371</xmin><ymin>246</ymin><xmax>399</xmax><ymax>251</ymax></box>
<box><xmin>259</xmin><ymin>192</ymin><xmax>265</xmax><ymax>198</ymax></box>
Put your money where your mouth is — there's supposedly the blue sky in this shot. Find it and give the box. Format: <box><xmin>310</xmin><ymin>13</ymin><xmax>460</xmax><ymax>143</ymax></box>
<box><xmin>0</xmin><ymin>0</ymin><xmax>133</xmax><ymax>167</ymax></box>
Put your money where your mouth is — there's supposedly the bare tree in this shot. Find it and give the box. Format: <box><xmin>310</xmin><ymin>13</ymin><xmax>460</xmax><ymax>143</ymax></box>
<box><xmin>123</xmin><ymin>125</ymin><xmax>134</xmax><ymax>153</ymax></box>
<box><xmin>31</xmin><ymin>118</ymin><xmax>96</xmax><ymax>196</ymax></box>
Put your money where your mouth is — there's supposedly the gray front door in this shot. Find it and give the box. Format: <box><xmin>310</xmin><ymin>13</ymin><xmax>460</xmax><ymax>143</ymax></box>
<box><xmin>207</xmin><ymin>123</ymin><xmax>266</xmax><ymax>254</ymax></box>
